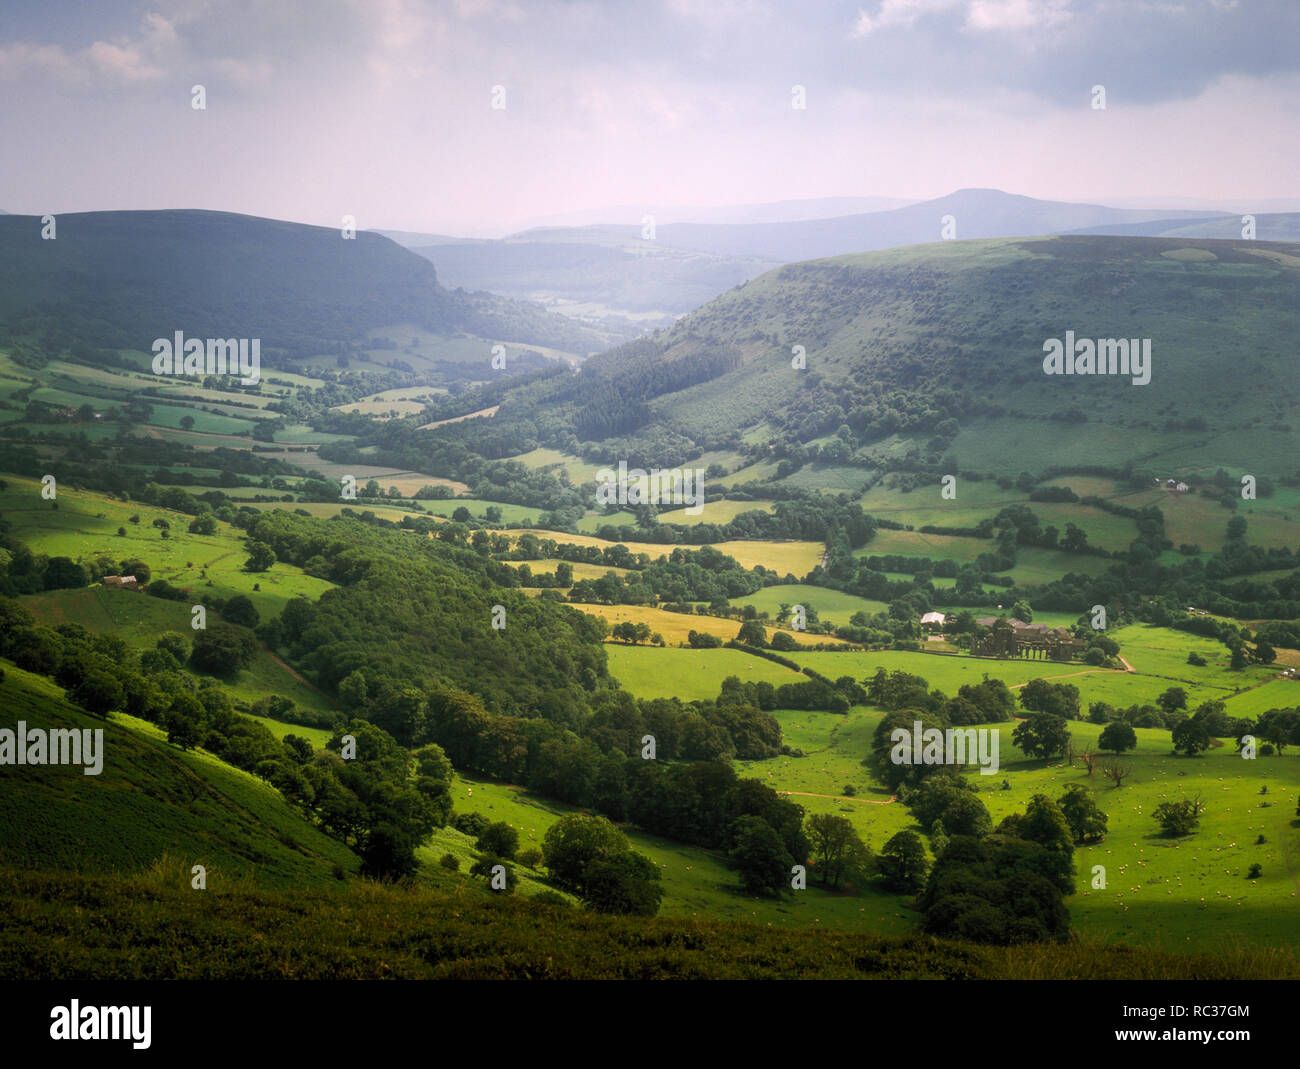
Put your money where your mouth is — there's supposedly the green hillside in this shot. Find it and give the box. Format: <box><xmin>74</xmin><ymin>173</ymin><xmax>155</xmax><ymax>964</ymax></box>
<box><xmin>5</xmin><ymin>859</ymin><xmax>1295</xmax><ymax>979</ymax></box>
<box><xmin>0</xmin><ymin>663</ymin><xmax>354</xmax><ymax>885</ymax></box>
<box><xmin>0</xmin><ymin>210</ymin><xmax>609</xmax><ymax>359</ymax></box>
<box><xmin>463</xmin><ymin>234</ymin><xmax>1299</xmax><ymax>478</ymax></box>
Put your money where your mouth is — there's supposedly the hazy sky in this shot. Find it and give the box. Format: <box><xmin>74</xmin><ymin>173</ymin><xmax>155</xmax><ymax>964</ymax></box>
<box><xmin>1</xmin><ymin>0</ymin><xmax>1296</xmax><ymax>235</ymax></box>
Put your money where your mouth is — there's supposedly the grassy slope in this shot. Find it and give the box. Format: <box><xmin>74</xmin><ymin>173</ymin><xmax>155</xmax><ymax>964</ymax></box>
<box><xmin>3</xmin><ymin>476</ymin><xmax>338</xmax><ymax>714</ymax></box>
<box><xmin>0</xmin><ymin>664</ymin><xmax>355</xmax><ymax>885</ymax></box>
<box><xmin>10</xmin><ymin>861</ymin><xmax>1296</xmax><ymax>979</ymax></box>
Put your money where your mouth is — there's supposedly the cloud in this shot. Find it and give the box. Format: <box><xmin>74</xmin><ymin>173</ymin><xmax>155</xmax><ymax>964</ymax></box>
<box><xmin>853</xmin><ymin>0</ymin><xmax>960</xmax><ymax>38</ymax></box>
<box><xmin>966</xmin><ymin>0</ymin><xmax>1072</xmax><ymax>32</ymax></box>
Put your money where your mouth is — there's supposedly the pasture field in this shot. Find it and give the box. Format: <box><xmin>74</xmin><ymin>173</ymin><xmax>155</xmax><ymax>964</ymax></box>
<box><xmin>274</xmin><ymin>424</ymin><xmax>352</xmax><ymax>445</ymax></box>
<box><xmin>1125</xmin><ymin>488</ymin><xmax>1300</xmax><ymax>554</ymax></box>
<box><xmin>509</xmin><ymin>448</ymin><xmax>605</xmax><ymax>484</ymax></box>
<box><xmin>524</xmin><ymin>559</ymin><xmax>634</xmax><ymax>580</ymax></box>
<box><xmin>142</xmin><ymin>426</ymin><xmax>254</xmax><ymax>450</ymax></box>
<box><xmin>729</xmin><ymin>583</ymin><xmax>888</xmax><ymax>625</ymax></box>
<box><xmin>569</xmin><ymin>602</ymin><xmax>853</xmax><ymax>648</ymax></box>
<box><xmin>423</xmin><ymin>498</ymin><xmax>542</xmax><ymax>524</ymax></box>
<box><xmin>655</xmin><ymin>499</ymin><xmax>778</xmax><ymax>526</ymax></box>
<box><xmin>21</xmin><ymin>586</ymin><xmax>336</xmax><ymax>715</ymax></box>
<box><xmin>855</xmin><ymin>482</ymin><xmax>1138</xmax><ymax>552</ymax></box>
<box><xmin>733</xmin><ymin>698</ymin><xmax>1300</xmax><ymax>953</ymax></box>
<box><xmin>603</xmin><ymin>644</ymin><xmax>805</xmax><ymax>701</ymax></box>
<box><xmin>575</xmin><ymin>510</ymin><xmax>638</xmax><ymax>531</ymax></box>
<box><xmin>249</xmin><ymin>716</ymin><xmax>334</xmax><ymax>747</ymax></box>
<box><xmin>333</xmin><ymin>398</ymin><xmax>428</xmax><ymax>418</ymax></box>
<box><xmin>255</xmin><ymin>450</ymin><xmax>470</xmax><ymax>495</ymax></box>
<box><xmin>712</xmin><ymin>458</ymin><xmax>782</xmax><ymax>486</ymax></box>
<box><xmin>782</xmin><ymin>648</ymin><xmax>1107</xmax><ymax>694</ymax></box>
<box><xmin>882</xmin><ymin>570</ymin><xmax>958</xmax><ymax>589</ymax></box>
<box><xmin>439</xmin><ymin>774</ymin><xmax>912</xmax><ymax>933</ymax></box>
<box><xmin>1</xmin><ymin>477</ymin><xmax>337</xmax><ymax>714</ymax></box>
<box><xmin>774</xmin><ymin>625</ymin><xmax>1278</xmax><ymax>711</ymax></box>
<box><xmin>1223</xmin><ymin>678</ymin><xmax>1300</xmax><ymax>717</ymax></box>
<box><xmin>0</xmin><ymin>479</ymin><xmax>334</xmax><ymax>621</ymax></box>
<box><xmin>509</xmin><ymin>530</ymin><xmax>824</xmax><ymax>575</ymax></box>
<box><xmin>242</xmin><ymin>500</ymin><xmax>428</xmax><ymax>523</ymax></box>
<box><xmin>984</xmin><ymin>727</ymin><xmax>1300</xmax><ymax>952</ymax></box>
<box><xmin>859</xmin><ymin>528</ymin><xmax>993</xmax><ymax>563</ymax></box>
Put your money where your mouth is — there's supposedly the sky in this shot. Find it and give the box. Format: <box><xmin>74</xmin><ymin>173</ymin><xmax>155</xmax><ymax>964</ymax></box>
<box><xmin>0</xmin><ymin>0</ymin><xmax>1296</xmax><ymax>235</ymax></box>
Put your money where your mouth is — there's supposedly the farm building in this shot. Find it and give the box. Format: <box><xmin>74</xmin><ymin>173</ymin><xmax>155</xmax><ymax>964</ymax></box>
<box><xmin>101</xmin><ymin>575</ymin><xmax>139</xmax><ymax>589</ymax></box>
<box><xmin>971</xmin><ymin>617</ymin><xmax>1085</xmax><ymax>661</ymax></box>
<box><xmin>920</xmin><ymin>611</ymin><xmax>946</xmax><ymax>632</ymax></box>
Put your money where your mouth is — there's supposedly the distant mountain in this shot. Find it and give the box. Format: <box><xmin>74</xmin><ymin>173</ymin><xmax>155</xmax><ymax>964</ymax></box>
<box><xmin>511</xmin><ymin>195</ymin><xmax>917</xmax><ymax>229</ymax></box>
<box><xmin>595</xmin><ymin>189</ymin><xmax>1236</xmax><ymax>262</ymax></box>
<box><xmin>0</xmin><ymin>210</ymin><xmax>611</xmax><ymax>360</ymax></box>
<box><xmin>388</xmin><ymin>191</ymin><xmax>1251</xmax><ymax>329</ymax></box>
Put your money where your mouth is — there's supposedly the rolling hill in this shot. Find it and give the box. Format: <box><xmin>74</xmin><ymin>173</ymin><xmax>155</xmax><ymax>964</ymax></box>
<box><xmin>467</xmin><ymin>233</ymin><xmax>1300</xmax><ymax>479</ymax></box>
<box><xmin>595</xmin><ymin>189</ymin><xmax>1232</xmax><ymax>262</ymax></box>
<box><xmin>0</xmin><ymin>210</ymin><xmax>612</xmax><ymax>361</ymax></box>
<box><xmin>381</xmin><ymin>191</ymin><xmax>1237</xmax><ymax>332</ymax></box>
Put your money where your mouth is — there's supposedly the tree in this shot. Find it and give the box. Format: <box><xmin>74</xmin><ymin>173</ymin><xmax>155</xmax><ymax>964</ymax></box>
<box><xmin>1011</xmin><ymin>600</ymin><xmax>1033</xmax><ymax>623</ymax></box>
<box><xmin>1229</xmin><ymin>645</ymin><xmax>1247</xmax><ymax>670</ymax></box>
<box><xmin>68</xmin><ymin>669</ymin><xmax>123</xmax><ymax>716</ymax></box>
<box><xmin>736</xmin><ymin>620</ymin><xmax>767</xmax><ymax>647</ymax></box>
<box><xmin>878</xmin><ymin>830</ymin><xmax>929</xmax><ymax>893</ymax></box>
<box><xmin>244</xmin><ymin>540</ymin><xmax>277</xmax><ymax>572</ymax></box>
<box><xmin>1057</xmin><ymin>784</ymin><xmax>1108</xmax><ymax>843</ymax></box>
<box><xmin>468</xmin><ymin>854</ymin><xmax>517</xmax><ymax>891</ymax></box>
<box><xmin>1154</xmin><ymin>796</ymin><xmax>1204</xmax><ymax>837</ymax></box>
<box><xmin>476</xmin><ymin>821</ymin><xmax>519</xmax><ymax>861</ymax></box>
<box><xmin>222</xmin><ymin>594</ymin><xmax>259</xmax><ymax>629</ymax></box>
<box><xmin>179</xmin><ymin>415</ymin><xmax>195</xmax><ymax>431</ymax></box>
<box><xmin>338</xmin><ymin>669</ymin><xmax>368</xmax><ymax>710</ymax></box>
<box><xmin>729</xmin><ymin>815</ymin><xmax>793</xmax><ymax>897</ymax></box>
<box><xmin>1097</xmin><ymin>720</ymin><xmax>1137</xmax><ymax>754</ymax></box>
<box><xmin>43</xmin><ymin>557</ymin><xmax>89</xmax><ymax>591</ymax></box>
<box><xmin>1012</xmin><ymin>713</ymin><xmax>1072</xmax><ymax>760</ymax></box>
<box><xmin>806</xmin><ymin>813</ymin><xmax>869</xmax><ymax>887</ymax></box>
<box><xmin>1097</xmin><ymin>756</ymin><xmax>1132</xmax><ymax>788</ymax></box>
<box><xmin>1019</xmin><ymin>679</ymin><xmax>1080</xmax><ymax>720</ymax></box>
<box><xmin>1061</xmin><ymin>523</ymin><xmax>1089</xmax><ymax>553</ymax></box>
<box><xmin>1253</xmin><ymin>640</ymin><xmax>1277</xmax><ymax>665</ymax></box>
<box><xmin>164</xmin><ymin>708</ymin><xmax>203</xmax><ymax>751</ymax></box>
<box><xmin>1171</xmin><ymin>718</ymin><xmax>1211</xmax><ymax>757</ymax></box>
<box><xmin>1019</xmin><ymin>793</ymin><xmax>1075</xmax><ymax>856</ymax></box>
<box><xmin>188</xmin><ymin>514</ymin><xmax>217</xmax><ymax>535</ymax></box>
<box><xmin>189</xmin><ymin>624</ymin><xmax>258</xmax><ymax>675</ymax></box>
<box><xmin>581</xmin><ymin>850</ymin><xmax>663</xmax><ymax>915</ymax></box>
<box><xmin>1156</xmin><ymin>687</ymin><xmax>1188</xmax><ymax>715</ymax></box>
<box><xmin>541</xmin><ymin>813</ymin><xmax>628</xmax><ymax>894</ymax></box>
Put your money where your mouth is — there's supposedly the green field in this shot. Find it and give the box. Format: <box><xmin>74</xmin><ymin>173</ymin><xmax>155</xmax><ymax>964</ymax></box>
<box><xmin>604</xmin><ymin>644</ymin><xmax>805</xmax><ymax>701</ymax></box>
<box><xmin>730</xmin><ymin>583</ymin><xmax>887</xmax><ymax>625</ymax></box>
<box><xmin>442</xmin><ymin>773</ymin><xmax>911</xmax><ymax>933</ymax></box>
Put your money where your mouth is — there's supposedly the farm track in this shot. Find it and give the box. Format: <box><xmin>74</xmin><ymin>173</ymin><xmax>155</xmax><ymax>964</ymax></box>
<box><xmin>262</xmin><ymin>648</ymin><xmax>334</xmax><ymax>703</ymax></box>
